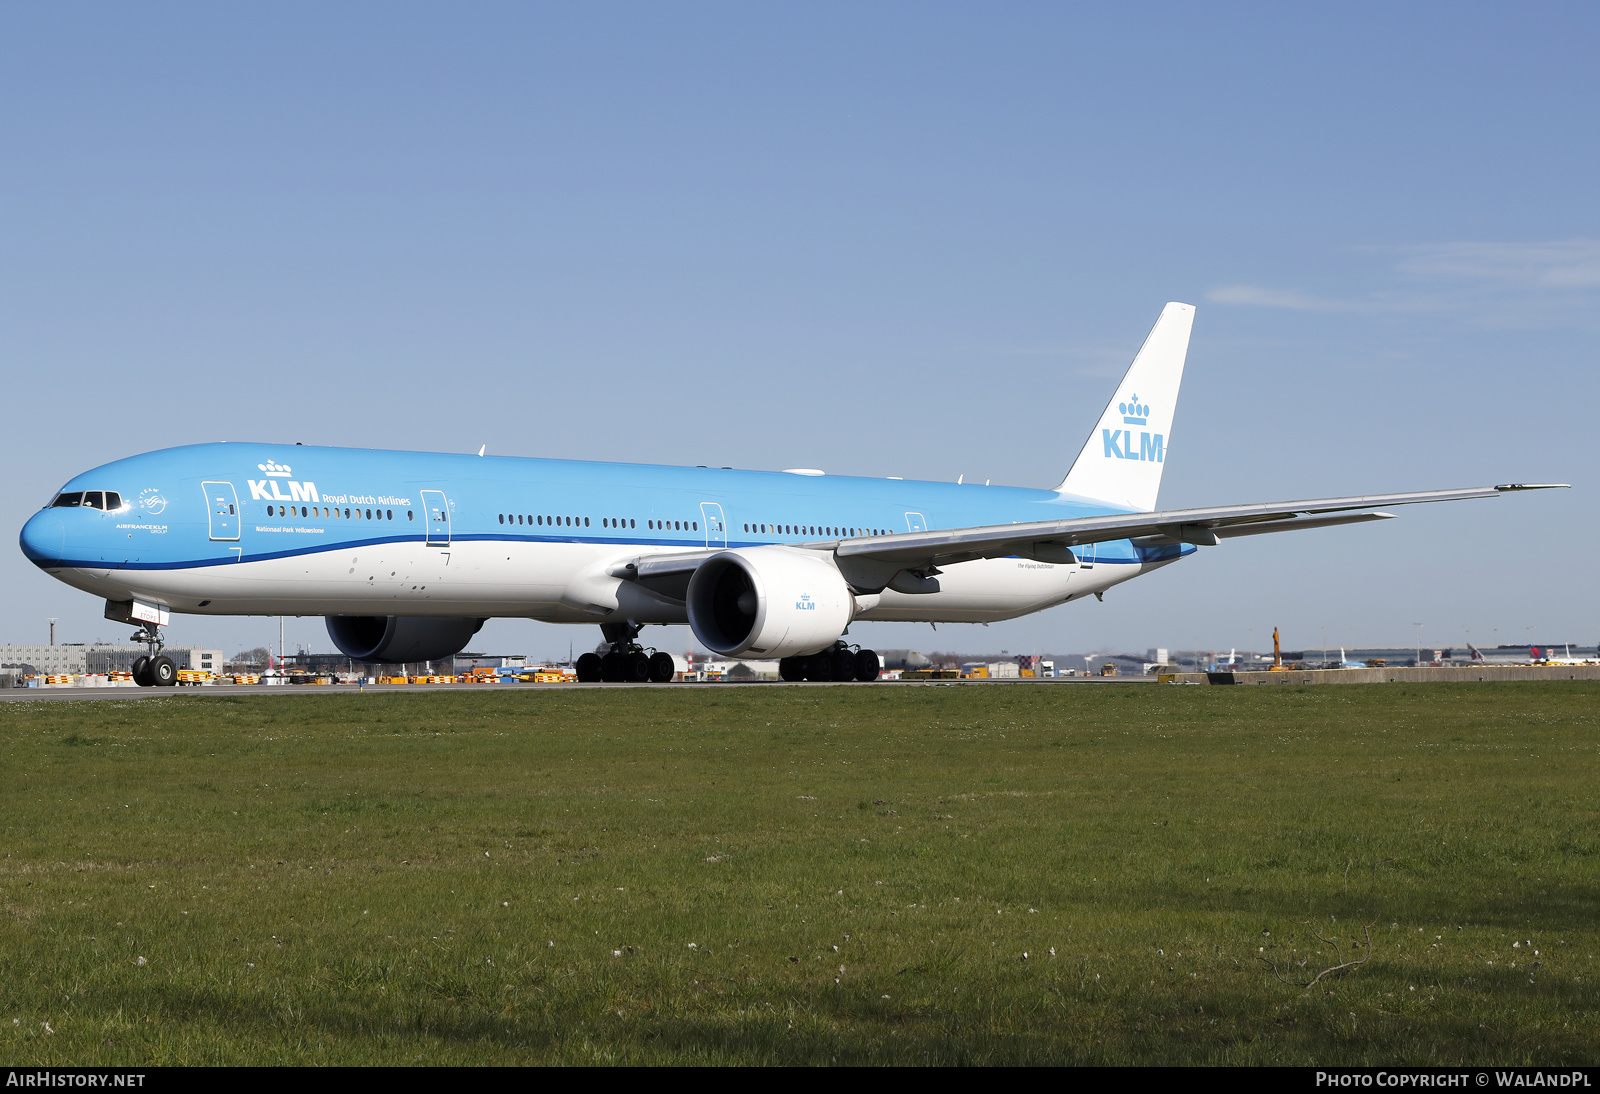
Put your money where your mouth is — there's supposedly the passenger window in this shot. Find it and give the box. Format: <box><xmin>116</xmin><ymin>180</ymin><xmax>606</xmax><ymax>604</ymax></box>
<box><xmin>408</xmin><ymin>511</ymin><xmax>414</xmax><ymax>520</ymax></box>
<box><xmin>499</xmin><ymin>514</ymin><xmax>505</xmax><ymax>524</ymax></box>
<box><xmin>630</xmin><ymin>519</ymin><xmax>635</xmax><ymax>528</ymax></box>
<box><xmin>693</xmin><ymin>521</ymin><xmax>698</xmax><ymax>531</ymax></box>
<box><xmin>584</xmin><ymin>517</ymin><xmax>590</xmax><ymax>527</ymax></box>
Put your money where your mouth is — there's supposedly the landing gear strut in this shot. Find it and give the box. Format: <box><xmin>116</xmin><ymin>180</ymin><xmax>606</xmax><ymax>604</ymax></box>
<box><xmin>779</xmin><ymin>643</ymin><xmax>880</xmax><ymax>683</ymax></box>
<box><xmin>129</xmin><ymin>622</ymin><xmax>177</xmax><ymax>687</ymax></box>
<box><xmin>575</xmin><ymin>622</ymin><xmax>676</xmax><ymax>684</ymax></box>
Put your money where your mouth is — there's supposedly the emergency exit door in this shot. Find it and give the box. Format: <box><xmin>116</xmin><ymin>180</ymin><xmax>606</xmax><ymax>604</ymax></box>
<box><xmin>421</xmin><ymin>490</ymin><xmax>451</xmax><ymax>545</ymax></box>
<box><xmin>202</xmin><ymin>481</ymin><xmax>240</xmax><ymax>541</ymax></box>
<box><xmin>700</xmin><ymin>502</ymin><xmax>727</xmax><ymax>549</ymax></box>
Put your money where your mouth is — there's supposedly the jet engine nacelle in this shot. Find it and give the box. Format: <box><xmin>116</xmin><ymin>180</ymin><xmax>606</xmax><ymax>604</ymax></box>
<box><xmin>686</xmin><ymin>546</ymin><xmax>854</xmax><ymax>659</ymax></box>
<box><xmin>325</xmin><ymin>615</ymin><xmax>485</xmax><ymax>664</ymax></box>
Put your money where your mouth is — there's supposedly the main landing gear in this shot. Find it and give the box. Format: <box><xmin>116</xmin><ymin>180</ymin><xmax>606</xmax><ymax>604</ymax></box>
<box><xmin>574</xmin><ymin>622</ymin><xmax>676</xmax><ymax>684</ymax></box>
<box><xmin>779</xmin><ymin>643</ymin><xmax>881</xmax><ymax>683</ymax></box>
<box><xmin>129</xmin><ymin>622</ymin><xmax>177</xmax><ymax>688</ymax></box>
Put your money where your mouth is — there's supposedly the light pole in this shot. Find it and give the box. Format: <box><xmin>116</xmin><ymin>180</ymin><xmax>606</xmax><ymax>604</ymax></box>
<box><xmin>1414</xmin><ymin>622</ymin><xmax>1424</xmax><ymax>667</ymax></box>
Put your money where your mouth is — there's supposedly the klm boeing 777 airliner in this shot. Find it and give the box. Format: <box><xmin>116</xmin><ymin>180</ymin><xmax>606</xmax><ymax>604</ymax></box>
<box><xmin>18</xmin><ymin>303</ymin><xmax>1565</xmax><ymax>686</ymax></box>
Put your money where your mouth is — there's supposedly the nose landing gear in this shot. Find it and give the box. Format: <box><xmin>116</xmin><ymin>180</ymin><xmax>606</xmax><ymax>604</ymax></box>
<box><xmin>128</xmin><ymin>622</ymin><xmax>177</xmax><ymax>687</ymax></box>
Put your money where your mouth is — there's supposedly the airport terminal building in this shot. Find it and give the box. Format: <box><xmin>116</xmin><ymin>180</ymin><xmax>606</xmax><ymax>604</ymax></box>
<box><xmin>2</xmin><ymin>644</ymin><xmax>223</xmax><ymax>683</ymax></box>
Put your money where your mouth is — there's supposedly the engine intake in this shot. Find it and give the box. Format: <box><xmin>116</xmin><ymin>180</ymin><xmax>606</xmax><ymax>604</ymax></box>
<box><xmin>686</xmin><ymin>547</ymin><xmax>853</xmax><ymax>659</ymax></box>
<box><xmin>325</xmin><ymin>615</ymin><xmax>485</xmax><ymax>664</ymax></box>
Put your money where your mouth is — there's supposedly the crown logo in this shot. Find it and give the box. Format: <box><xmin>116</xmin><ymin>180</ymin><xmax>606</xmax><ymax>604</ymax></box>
<box><xmin>258</xmin><ymin>460</ymin><xmax>293</xmax><ymax>478</ymax></box>
<box><xmin>1119</xmin><ymin>394</ymin><xmax>1149</xmax><ymax>426</ymax></box>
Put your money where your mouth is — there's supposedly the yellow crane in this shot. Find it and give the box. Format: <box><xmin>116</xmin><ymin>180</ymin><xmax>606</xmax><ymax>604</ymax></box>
<box><xmin>1269</xmin><ymin>626</ymin><xmax>1289</xmax><ymax>671</ymax></box>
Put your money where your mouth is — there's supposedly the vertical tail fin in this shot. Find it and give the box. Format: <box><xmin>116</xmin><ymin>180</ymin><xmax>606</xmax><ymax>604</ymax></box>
<box><xmin>1056</xmin><ymin>302</ymin><xmax>1195</xmax><ymax>511</ymax></box>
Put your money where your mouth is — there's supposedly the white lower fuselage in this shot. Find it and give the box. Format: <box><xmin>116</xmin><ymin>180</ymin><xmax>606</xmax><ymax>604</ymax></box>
<box><xmin>42</xmin><ymin>541</ymin><xmax>1173</xmax><ymax>626</ymax></box>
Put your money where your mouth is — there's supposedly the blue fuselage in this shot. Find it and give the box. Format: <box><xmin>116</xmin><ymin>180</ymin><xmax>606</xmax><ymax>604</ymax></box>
<box><xmin>20</xmin><ymin>442</ymin><xmax>1189</xmax><ymax>625</ymax></box>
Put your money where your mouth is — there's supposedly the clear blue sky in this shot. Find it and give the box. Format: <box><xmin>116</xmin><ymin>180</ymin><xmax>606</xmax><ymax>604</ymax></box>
<box><xmin>2</xmin><ymin>2</ymin><xmax>1594</xmax><ymax>659</ymax></box>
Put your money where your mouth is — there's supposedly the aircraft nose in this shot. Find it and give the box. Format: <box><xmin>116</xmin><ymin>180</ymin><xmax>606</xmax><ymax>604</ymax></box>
<box><xmin>19</xmin><ymin>509</ymin><xmax>65</xmax><ymax>565</ymax></box>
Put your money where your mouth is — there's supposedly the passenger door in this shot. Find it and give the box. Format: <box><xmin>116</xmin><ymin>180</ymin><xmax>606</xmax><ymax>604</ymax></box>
<box><xmin>421</xmin><ymin>490</ymin><xmax>451</xmax><ymax>546</ymax></box>
<box><xmin>202</xmin><ymin>482</ymin><xmax>240</xmax><ymax>541</ymax></box>
<box><xmin>700</xmin><ymin>502</ymin><xmax>727</xmax><ymax>549</ymax></box>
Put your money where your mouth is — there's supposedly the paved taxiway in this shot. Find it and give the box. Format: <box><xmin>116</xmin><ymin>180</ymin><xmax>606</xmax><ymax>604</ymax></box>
<box><xmin>0</xmin><ymin>676</ymin><xmax>1150</xmax><ymax>702</ymax></box>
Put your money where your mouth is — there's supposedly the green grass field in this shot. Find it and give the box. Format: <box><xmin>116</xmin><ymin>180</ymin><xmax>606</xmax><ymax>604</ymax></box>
<box><xmin>1</xmin><ymin>682</ymin><xmax>1596</xmax><ymax>1065</ymax></box>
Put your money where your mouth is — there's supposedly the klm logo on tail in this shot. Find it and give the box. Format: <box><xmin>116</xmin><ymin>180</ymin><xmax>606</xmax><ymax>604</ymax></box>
<box><xmin>1102</xmin><ymin>393</ymin><xmax>1163</xmax><ymax>463</ymax></box>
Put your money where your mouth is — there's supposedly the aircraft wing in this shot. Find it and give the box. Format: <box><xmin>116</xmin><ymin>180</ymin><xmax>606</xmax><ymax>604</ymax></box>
<box><xmin>611</xmin><ymin>484</ymin><xmax>1566</xmax><ymax>599</ymax></box>
<box><xmin>831</xmin><ymin>484</ymin><xmax>1566</xmax><ymax>573</ymax></box>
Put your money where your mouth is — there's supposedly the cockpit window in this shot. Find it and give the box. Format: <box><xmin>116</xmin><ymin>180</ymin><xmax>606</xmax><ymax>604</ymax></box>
<box><xmin>50</xmin><ymin>490</ymin><xmax>123</xmax><ymax>510</ymax></box>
